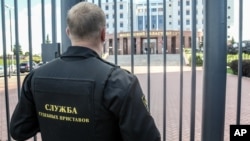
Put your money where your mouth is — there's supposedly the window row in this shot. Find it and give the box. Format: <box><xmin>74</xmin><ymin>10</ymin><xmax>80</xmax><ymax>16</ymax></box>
<box><xmin>138</xmin><ymin>15</ymin><xmax>203</xmax><ymax>30</ymax></box>
<box><xmin>106</xmin><ymin>13</ymin><xmax>124</xmax><ymax>19</ymax></box>
<box><xmin>106</xmin><ymin>0</ymin><xmax>123</xmax><ymax>2</ymax></box>
<box><xmin>104</xmin><ymin>4</ymin><xmax>124</xmax><ymax>10</ymax></box>
<box><xmin>106</xmin><ymin>23</ymin><xmax>124</xmax><ymax>28</ymax></box>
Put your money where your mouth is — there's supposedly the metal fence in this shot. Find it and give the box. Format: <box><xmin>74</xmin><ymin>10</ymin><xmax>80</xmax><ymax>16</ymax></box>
<box><xmin>0</xmin><ymin>0</ymin><xmax>248</xmax><ymax>141</ymax></box>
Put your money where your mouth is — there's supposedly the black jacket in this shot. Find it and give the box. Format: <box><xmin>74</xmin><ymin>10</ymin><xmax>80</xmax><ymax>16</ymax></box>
<box><xmin>10</xmin><ymin>46</ymin><xmax>161</xmax><ymax>141</ymax></box>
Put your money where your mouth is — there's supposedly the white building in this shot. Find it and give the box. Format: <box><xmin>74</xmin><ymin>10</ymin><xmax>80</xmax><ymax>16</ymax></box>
<box><xmin>89</xmin><ymin>0</ymin><xmax>234</xmax><ymax>39</ymax></box>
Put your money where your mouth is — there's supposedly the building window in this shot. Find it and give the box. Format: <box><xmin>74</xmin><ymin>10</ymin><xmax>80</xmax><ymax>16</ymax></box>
<box><xmin>151</xmin><ymin>15</ymin><xmax>157</xmax><ymax>29</ymax></box>
<box><xmin>186</xmin><ymin>0</ymin><xmax>190</xmax><ymax>6</ymax></box>
<box><xmin>138</xmin><ymin>16</ymin><xmax>143</xmax><ymax>30</ymax></box>
<box><xmin>120</xmin><ymin>13</ymin><xmax>123</xmax><ymax>18</ymax></box>
<box><xmin>158</xmin><ymin>15</ymin><xmax>163</xmax><ymax>29</ymax></box>
<box><xmin>158</xmin><ymin>8</ymin><xmax>163</xmax><ymax>12</ymax></box>
<box><xmin>106</xmin><ymin>0</ymin><xmax>108</xmax><ymax>2</ymax></box>
<box><xmin>169</xmin><ymin>22</ymin><xmax>172</xmax><ymax>25</ymax></box>
<box><xmin>186</xmin><ymin>19</ymin><xmax>190</xmax><ymax>25</ymax></box>
<box><xmin>120</xmin><ymin>22</ymin><xmax>123</xmax><ymax>27</ymax></box>
<box><xmin>158</xmin><ymin>3</ymin><xmax>163</xmax><ymax>6</ymax></box>
<box><xmin>144</xmin><ymin>16</ymin><xmax>148</xmax><ymax>28</ymax></box>
<box><xmin>120</xmin><ymin>4</ymin><xmax>123</xmax><ymax>9</ymax></box>
<box><xmin>151</xmin><ymin>3</ymin><xmax>157</xmax><ymax>6</ymax></box>
<box><xmin>106</xmin><ymin>14</ymin><xmax>109</xmax><ymax>19</ymax></box>
<box><xmin>178</xmin><ymin>10</ymin><xmax>180</xmax><ymax>15</ymax></box>
<box><xmin>169</xmin><ymin>4</ymin><xmax>172</xmax><ymax>7</ymax></box>
<box><xmin>138</xmin><ymin>9</ymin><xmax>143</xmax><ymax>13</ymax></box>
<box><xmin>151</xmin><ymin>8</ymin><xmax>157</xmax><ymax>12</ymax></box>
<box><xmin>227</xmin><ymin>16</ymin><xmax>230</xmax><ymax>19</ymax></box>
<box><xmin>105</xmin><ymin>6</ymin><xmax>109</xmax><ymax>10</ymax></box>
<box><xmin>169</xmin><ymin>15</ymin><xmax>172</xmax><ymax>18</ymax></box>
<box><xmin>107</xmin><ymin>23</ymin><xmax>109</xmax><ymax>28</ymax></box>
<box><xmin>186</xmin><ymin>10</ymin><xmax>190</xmax><ymax>15</ymax></box>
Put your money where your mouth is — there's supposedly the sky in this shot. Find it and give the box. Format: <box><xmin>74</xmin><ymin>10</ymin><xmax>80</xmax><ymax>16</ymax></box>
<box><xmin>0</xmin><ymin>0</ymin><xmax>62</xmax><ymax>55</ymax></box>
<box><xmin>0</xmin><ymin>0</ymin><xmax>250</xmax><ymax>55</ymax></box>
<box><xmin>231</xmin><ymin>0</ymin><xmax>250</xmax><ymax>42</ymax></box>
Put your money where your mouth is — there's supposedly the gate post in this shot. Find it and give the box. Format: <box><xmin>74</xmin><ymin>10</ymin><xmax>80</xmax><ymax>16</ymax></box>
<box><xmin>60</xmin><ymin>0</ymin><xmax>83</xmax><ymax>53</ymax></box>
<box><xmin>201</xmin><ymin>0</ymin><xmax>227</xmax><ymax>141</ymax></box>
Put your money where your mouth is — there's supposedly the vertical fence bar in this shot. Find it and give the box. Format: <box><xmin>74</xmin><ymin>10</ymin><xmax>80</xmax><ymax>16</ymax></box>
<box><xmin>5</xmin><ymin>4</ymin><xmax>13</xmax><ymax>78</ymax></box>
<box><xmin>162</xmin><ymin>0</ymin><xmax>167</xmax><ymax>140</ymax></box>
<box><xmin>28</xmin><ymin>0</ymin><xmax>33</xmax><ymax>71</ymax></box>
<box><xmin>236</xmin><ymin>0</ymin><xmax>243</xmax><ymax>125</ymax></box>
<box><xmin>146</xmin><ymin>0</ymin><xmax>151</xmax><ymax>110</ymax></box>
<box><xmin>190</xmin><ymin>0</ymin><xmax>197</xmax><ymax>140</ymax></box>
<box><xmin>1</xmin><ymin>1</ymin><xmax>11</xmax><ymax>140</ymax></box>
<box><xmin>130</xmin><ymin>0</ymin><xmax>134</xmax><ymax>74</ymax></box>
<box><xmin>179</xmin><ymin>0</ymin><xmax>184</xmax><ymax>140</ymax></box>
<box><xmin>14</xmin><ymin>0</ymin><xmax>21</xmax><ymax>99</ymax></box>
<box><xmin>51</xmin><ymin>0</ymin><xmax>57</xmax><ymax>44</ymax></box>
<box><xmin>201</xmin><ymin>0</ymin><xmax>227</xmax><ymax>140</ymax></box>
<box><xmin>114</xmin><ymin>0</ymin><xmax>118</xmax><ymax>64</ymax></box>
<box><xmin>41</xmin><ymin>0</ymin><xmax>46</xmax><ymax>44</ymax></box>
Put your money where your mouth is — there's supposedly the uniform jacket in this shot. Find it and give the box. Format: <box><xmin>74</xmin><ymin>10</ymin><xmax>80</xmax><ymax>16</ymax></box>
<box><xmin>10</xmin><ymin>46</ymin><xmax>161</xmax><ymax>141</ymax></box>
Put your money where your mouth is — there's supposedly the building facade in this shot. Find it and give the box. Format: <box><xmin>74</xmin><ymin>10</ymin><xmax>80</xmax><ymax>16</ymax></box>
<box><xmin>88</xmin><ymin>0</ymin><xmax>234</xmax><ymax>54</ymax></box>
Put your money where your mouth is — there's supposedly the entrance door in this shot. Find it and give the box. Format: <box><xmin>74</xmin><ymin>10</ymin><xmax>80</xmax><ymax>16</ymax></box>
<box><xmin>171</xmin><ymin>36</ymin><xmax>176</xmax><ymax>54</ymax></box>
<box><xmin>142</xmin><ymin>38</ymin><xmax>157</xmax><ymax>54</ymax></box>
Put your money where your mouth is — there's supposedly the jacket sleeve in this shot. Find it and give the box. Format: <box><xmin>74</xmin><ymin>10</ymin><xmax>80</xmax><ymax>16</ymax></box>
<box><xmin>104</xmin><ymin>69</ymin><xmax>161</xmax><ymax>141</ymax></box>
<box><xmin>10</xmin><ymin>72</ymin><xmax>40</xmax><ymax>140</ymax></box>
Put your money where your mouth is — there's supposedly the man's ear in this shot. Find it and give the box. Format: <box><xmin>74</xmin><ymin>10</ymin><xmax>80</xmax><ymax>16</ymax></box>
<box><xmin>66</xmin><ymin>26</ymin><xmax>70</xmax><ymax>37</ymax></box>
<box><xmin>101</xmin><ymin>28</ymin><xmax>106</xmax><ymax>42</ymax></box>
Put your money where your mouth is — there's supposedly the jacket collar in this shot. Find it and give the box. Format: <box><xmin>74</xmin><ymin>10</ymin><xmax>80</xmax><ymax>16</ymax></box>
<box><xmin>61</xmin><ymin>46</ymin><xmax>100</xmax><ymax>58</ymax></box>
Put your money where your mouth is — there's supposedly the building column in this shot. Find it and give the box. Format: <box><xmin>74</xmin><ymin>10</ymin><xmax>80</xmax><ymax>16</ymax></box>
<box><xmin>136</xmin><ymin>37</ymin><xmax>142</xmax><ymax>54</ymax></box>
<box><xmin>157</xmin><ymin>36</ymin><xmax>163</xmax><ymax>54</ymax></box>
<box><xmin>176</xmin><ymin>35</ymin><xmax>181</xmax><ymax>53</ymax></box>
<box><xmin>167</xmin><ymin>36</ymin><xmax>172</xmax><ymax>53</ymax></box>
<box><xmin>119</xmin><ymin>37</ymin><xmax>123</xmax><ymax>55</ymax></box>
<box><xmin>127</xmin><ymin>38</ymin><xmax>131</xmax><ymax>54</ymax></box>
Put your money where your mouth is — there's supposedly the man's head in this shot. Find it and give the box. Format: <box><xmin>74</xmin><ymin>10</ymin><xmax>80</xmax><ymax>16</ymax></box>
<box><xmin>66</xmin><ymin>2</ymin><xmax>106</xmax><ymax>52</ymax></box>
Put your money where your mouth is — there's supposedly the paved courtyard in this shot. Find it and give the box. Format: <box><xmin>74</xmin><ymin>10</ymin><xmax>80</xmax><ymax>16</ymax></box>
<box><xmin>0</xmin><ymin>54</ymin><xmax>250</xmax><ymax>141</ymax></box>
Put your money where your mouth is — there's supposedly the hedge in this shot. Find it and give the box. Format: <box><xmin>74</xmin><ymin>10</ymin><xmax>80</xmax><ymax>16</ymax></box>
<box><xmin>228</xmin><ymin>59</ymin><xmax>250</xmax><ymax>77</ymax></box>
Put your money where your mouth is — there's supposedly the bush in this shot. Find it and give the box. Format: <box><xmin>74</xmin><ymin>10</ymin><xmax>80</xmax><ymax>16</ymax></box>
<box><xmin>229</xmin><ymin>59</ymin><xmax>250</xmax><ymax>77</ymax></box>
<box><xmin>188</xmin><ymin>55</ymin><xmax>203</xmax><ymax>66</ymax></box>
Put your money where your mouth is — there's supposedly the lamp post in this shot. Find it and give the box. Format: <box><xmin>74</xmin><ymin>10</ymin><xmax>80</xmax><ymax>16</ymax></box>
<box><xmin>5</xmin><ymin>4</ymin><xmax>13</xmax><ymax>78</ymax></box>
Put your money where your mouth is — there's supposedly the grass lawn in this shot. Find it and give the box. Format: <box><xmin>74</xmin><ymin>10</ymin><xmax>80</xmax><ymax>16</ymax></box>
<box><xmin>227</xmin><ymin>67</ymin><xmax>234</xmax><ymax>74</ymax></box>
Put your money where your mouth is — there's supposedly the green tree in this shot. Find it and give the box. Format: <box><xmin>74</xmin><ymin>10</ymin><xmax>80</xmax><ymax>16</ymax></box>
<box><xmin>13</xmin><ymin>44</ymin><xmax>23</xmax><ymax>55</ymax></box>
<box><xmin>24</xmin><ymin>52</ymin><xmax>29</xmax><ymax>56</ymax></box>
<box><xmin>46</xmin><ymin>34</ymin><xmax>51</xmax><ymax>44</ymax></box>
<box><xmin>231</xmin><ymin>37</ymin><xmax>235</xmax><ymax>45</ymax></box>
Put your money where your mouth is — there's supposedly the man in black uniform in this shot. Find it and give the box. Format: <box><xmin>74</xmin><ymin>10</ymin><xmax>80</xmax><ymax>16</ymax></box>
<box><xmin>10</xmin><ymin>2</ymin><xmax>161</xmax><ymax>141</ymax></box>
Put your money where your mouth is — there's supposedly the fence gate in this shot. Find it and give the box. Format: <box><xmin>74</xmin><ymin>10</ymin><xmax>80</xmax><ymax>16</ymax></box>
<box><xmin>1</xmin><ymin>0</ymin><xmax>249</xmax><ymax>141</ymax></box>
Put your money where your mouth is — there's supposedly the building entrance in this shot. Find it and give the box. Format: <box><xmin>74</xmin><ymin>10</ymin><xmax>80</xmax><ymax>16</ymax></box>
<box><xmin>142</xmin><ymin>38</ymin><xmax>157</xmax><ymax>54</ymax></box>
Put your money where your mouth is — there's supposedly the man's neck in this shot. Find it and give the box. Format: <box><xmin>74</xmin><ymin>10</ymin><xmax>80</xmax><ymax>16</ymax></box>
<box><xmin>71</xmin><ymin>40</ymin><xmax>102</xmax><ymax>56</ymax></box>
